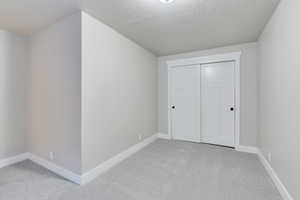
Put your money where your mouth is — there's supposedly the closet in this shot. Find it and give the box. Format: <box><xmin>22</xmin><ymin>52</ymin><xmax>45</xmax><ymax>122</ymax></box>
<box><xmin>168</xmin><ymin>53</ymin><xmax>240</xmax><ymax>147</ymax></box>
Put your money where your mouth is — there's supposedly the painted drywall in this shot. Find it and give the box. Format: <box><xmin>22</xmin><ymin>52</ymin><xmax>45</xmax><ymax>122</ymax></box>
<box><xmin>158</xmin><ymin>42</ymin><xmax>258</xmax><ymax>146</ymax></box>
<box><xmin>258</xmin><ymin>0</ymin><xmax>300</xmax><ymax>199</ymax></box>
<box><xmin>28</xmin><ymin>12</ymin><xmax>82</xmax><ymax>174</ymax></box>
<box><xmin>81</xmin><ymin>12</ymin><xmax>157</xmax><ymax>173</ymax></box>
<box><xmin>0</xmin><ymin>31</ymin><xmax>27</xmax><ymax>160</ymax></box>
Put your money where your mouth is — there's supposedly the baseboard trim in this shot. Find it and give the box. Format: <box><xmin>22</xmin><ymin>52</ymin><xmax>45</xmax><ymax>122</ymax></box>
<box><xmin>157</xmin><ymin>133</ymin><xmax>171</xmax><ymax>140</ymax></box>
<box><xmin>0</xmin><ymin>134</ymin><xmax>159</xmax><ymax>185</ymax></box>
<box><xmin>27</xmin><ymin>153</ymin><xmax>81</xmax><ymax>185</ymax></box>
<box><xmin>236</xmin><ymin>145</ymin><xmax>293</xmax><ymax>200</ymax></box>
<box><xmin>257</xmin><ymin>150</ymin><xmax>294</xmax><ymax>200</ymax></box>
<box><xmin>81</xmin><ymin>133</ymin><xmax>158</xmax><ymax>185</ymax></box>
<box><xmin>0</xmin><ymin>153</ymin><xmax>29</xmax><ymax>169</ymax></box>
<box><xmin>2</xmin><ymin>140</ymin><xmax>293</xmax><ymax>199</ymax></box>
<box><xmin>235</xmin><ymin>145</ymin><xmax>259</xmax><ymax>154</ymax></box>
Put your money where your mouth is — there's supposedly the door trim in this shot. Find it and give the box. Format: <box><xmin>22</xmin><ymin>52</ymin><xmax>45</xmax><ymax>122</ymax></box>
<box><xmin>167</xmin><ymin>52</ymin><xmax>241</xmax><ymax>148</ymax></box>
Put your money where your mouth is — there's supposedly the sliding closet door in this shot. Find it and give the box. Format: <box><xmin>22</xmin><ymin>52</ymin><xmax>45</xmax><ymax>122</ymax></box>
<box><xmin>201</xmin><ymin>61</ymin><xmax>235</xmax><ymax>147</ymax></box>
<box><xmin>170</xmin><ymin>65</ymin><xmax>201</xmax><ymax>142</ymax></box>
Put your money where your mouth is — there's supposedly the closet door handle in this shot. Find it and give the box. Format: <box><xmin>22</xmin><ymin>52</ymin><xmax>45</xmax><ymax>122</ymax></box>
<box><xmin>171</xmin><ymin>106</ymin><xmax>176</xmax><ymax>109</ymax></box>
<box><xmin>230</xmin><ymin>107</ymin><xmax>234</xmax><ymax>111</ymax></box>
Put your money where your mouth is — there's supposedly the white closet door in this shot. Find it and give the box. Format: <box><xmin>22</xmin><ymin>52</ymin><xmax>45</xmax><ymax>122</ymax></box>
<box><xmin>201</xmin><ymin>61</ymin><xmax>235</xmax><ymax>147</ymax></box>
<box><xmin>170</xmin><ymin>65</ymin><xmax>201</xmax><ymax>142</ymax></box>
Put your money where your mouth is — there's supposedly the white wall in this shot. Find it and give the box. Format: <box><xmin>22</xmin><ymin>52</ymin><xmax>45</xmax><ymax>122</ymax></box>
<box><xmin>0</xmin><ymin>31</ymin><xmax>27</xmax><ymax>160</ymax></box>
<box><xmin>158</xmin><ymin>43</ymin><xmax>258</xmax><ymax>146</ymax></box>
<box><xmin>28</xmin><ymin>12</ymin><xmax>82</xmax><ymax>174</ymax></box>
<box><xmin>258</xmin><ymin>0</ymin><xmax>300</xmax><ymax>199</ymax></box>
<box><xmin>81</xmin><ymin>12</ymin><xmax>157</xmax><ymax>173</ymax></box>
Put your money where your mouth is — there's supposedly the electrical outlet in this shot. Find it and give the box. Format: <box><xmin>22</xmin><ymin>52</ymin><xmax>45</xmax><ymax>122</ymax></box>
<box><xmin>49</xmin><ymin>152</ymin><xmax>55</xmax><ymax>160</ymax></box>
<box><xmin>138</xmin><ymin>134</ymin><xmax>142</xmax><ymax>141</ymax></box>
<box><xmin>268</xmin><ymin>153</ymin><xmax>272</xmax><ymax>162</ymax></box>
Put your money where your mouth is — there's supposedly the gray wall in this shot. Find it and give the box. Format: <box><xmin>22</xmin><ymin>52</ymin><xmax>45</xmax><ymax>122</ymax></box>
<box><xmin>81</xmin><ymin>12</ymin><xmax>157</xmax><ymax>173</ymax></box>
<box><xmin>158</xmin><ymin>43</ymin><xmax>258</xmax><ymax>146</ymax></box>
<box><xmin>28</xmin><ymin>13</ymin><xmax>82</xmax><ymax>174</ymax></box>
<box><xmin>258</xmin><ymin>0</ymin><xmax>300</xmax><ymax>199</ymax></box>
<box><xmin>0</xmin><ymin>31</ymin><xmax>27</xmax><ymax>160</ymax></box>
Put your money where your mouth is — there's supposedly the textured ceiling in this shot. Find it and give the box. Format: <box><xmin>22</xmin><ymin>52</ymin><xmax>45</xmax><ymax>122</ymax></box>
<box><xmin>0</xmin><ymin>0</ymin><xmax>280</xmax><ymax>56</ymax></box>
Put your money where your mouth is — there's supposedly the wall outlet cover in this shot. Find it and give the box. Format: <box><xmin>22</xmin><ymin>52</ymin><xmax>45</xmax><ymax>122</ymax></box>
<box><xmin>49</xmin><ymin>152</ymin><xmax>55</xmax><ymax>160</ymax></box>
<box><xmin>268</xmin><ymin>153</ymin><xmax>272</xmax><ymax>162</ymax></box>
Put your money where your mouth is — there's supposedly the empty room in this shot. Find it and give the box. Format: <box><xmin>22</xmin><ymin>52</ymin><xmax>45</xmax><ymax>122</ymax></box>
<box><xmin>0</xmin><ymin>0</ymin><xmax>299</xmax><ymax>199</ymax></box>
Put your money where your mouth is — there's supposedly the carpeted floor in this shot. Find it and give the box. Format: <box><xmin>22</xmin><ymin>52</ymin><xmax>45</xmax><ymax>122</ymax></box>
<box><xmin>0</xmin><ymin>139</ymin><xmax>282</xmax><ymax>200</ymax></box>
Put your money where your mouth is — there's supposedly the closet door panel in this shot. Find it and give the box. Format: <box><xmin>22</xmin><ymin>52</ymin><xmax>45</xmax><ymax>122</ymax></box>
<box><xmin>170</xmin><ymin>65</ymin><xmax>201</xmax><ymax>142</ymax></box>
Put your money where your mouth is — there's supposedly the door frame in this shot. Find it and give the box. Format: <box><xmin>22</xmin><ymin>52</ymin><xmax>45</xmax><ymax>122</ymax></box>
<box><xmin>167</xmin><ymin>52</ymin><xmax>241</xmax><ymax>148</ymax></box>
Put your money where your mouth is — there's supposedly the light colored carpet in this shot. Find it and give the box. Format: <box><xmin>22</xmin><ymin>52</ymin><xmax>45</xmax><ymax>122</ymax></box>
<box><xmin>0</xmin><ymin>139</ymin><xmax>282</xmax><ymax>200</ymax></box>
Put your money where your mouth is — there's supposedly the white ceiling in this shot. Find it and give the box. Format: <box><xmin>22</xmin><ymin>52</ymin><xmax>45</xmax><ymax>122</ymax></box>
<box><xmin>0</xmin><ymin>0</ymin><xmax>279</xmax><ymax>56</ymax></box>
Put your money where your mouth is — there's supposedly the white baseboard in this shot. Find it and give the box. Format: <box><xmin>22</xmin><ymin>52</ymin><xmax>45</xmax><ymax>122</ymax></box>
<box><xmin>0</xmin><ymin>134</ymin><xmax>159</xmax><ymax>185</ymax></box>
<box><xmin>27</xmin><ymin>153</ymin><xmax>81</xmax><ymax>185</ymax></box>
<box><xmin>257</xmin><ymin>150</ymin><xmax>294</xmax><ymax>200</ymax></box>
<box><xmin>236</xmin><ymin>145</ymin><xmax>293</xmax><ymax>200</ymax></box>
<box><xmin>157</xmin><ymin>132</ymin><xmax>171</xmax><ymax>140</ymax></box>
<box><xmin>1</xmin><ymin>140</ymin><xmax>293</xmax><ymax>200</ymax></box>
<box><xmin>81</xmin><ymin>133</ymin><xmax>158</xmax><ymax>185</ymax></box>
<box><xmin>235</xmin><ymin>145</ymin><xmax>259</xmax><ymax>154</ymax></box>
<box><xmin>0</xmin><ymin>153</ymin><xmax>28</xmax><ymax>169</ymax></box>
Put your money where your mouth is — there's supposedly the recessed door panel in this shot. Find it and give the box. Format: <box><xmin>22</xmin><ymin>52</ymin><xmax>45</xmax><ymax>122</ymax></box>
<box><xmin>201</xmin><ymin>61</ymin><xmax>235</xmax><ymax>147</ymax></box>
<box><xmin>170</xmin><ymin>65</ymin><xmax>201</xmax><ymax>142</ymax></box>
